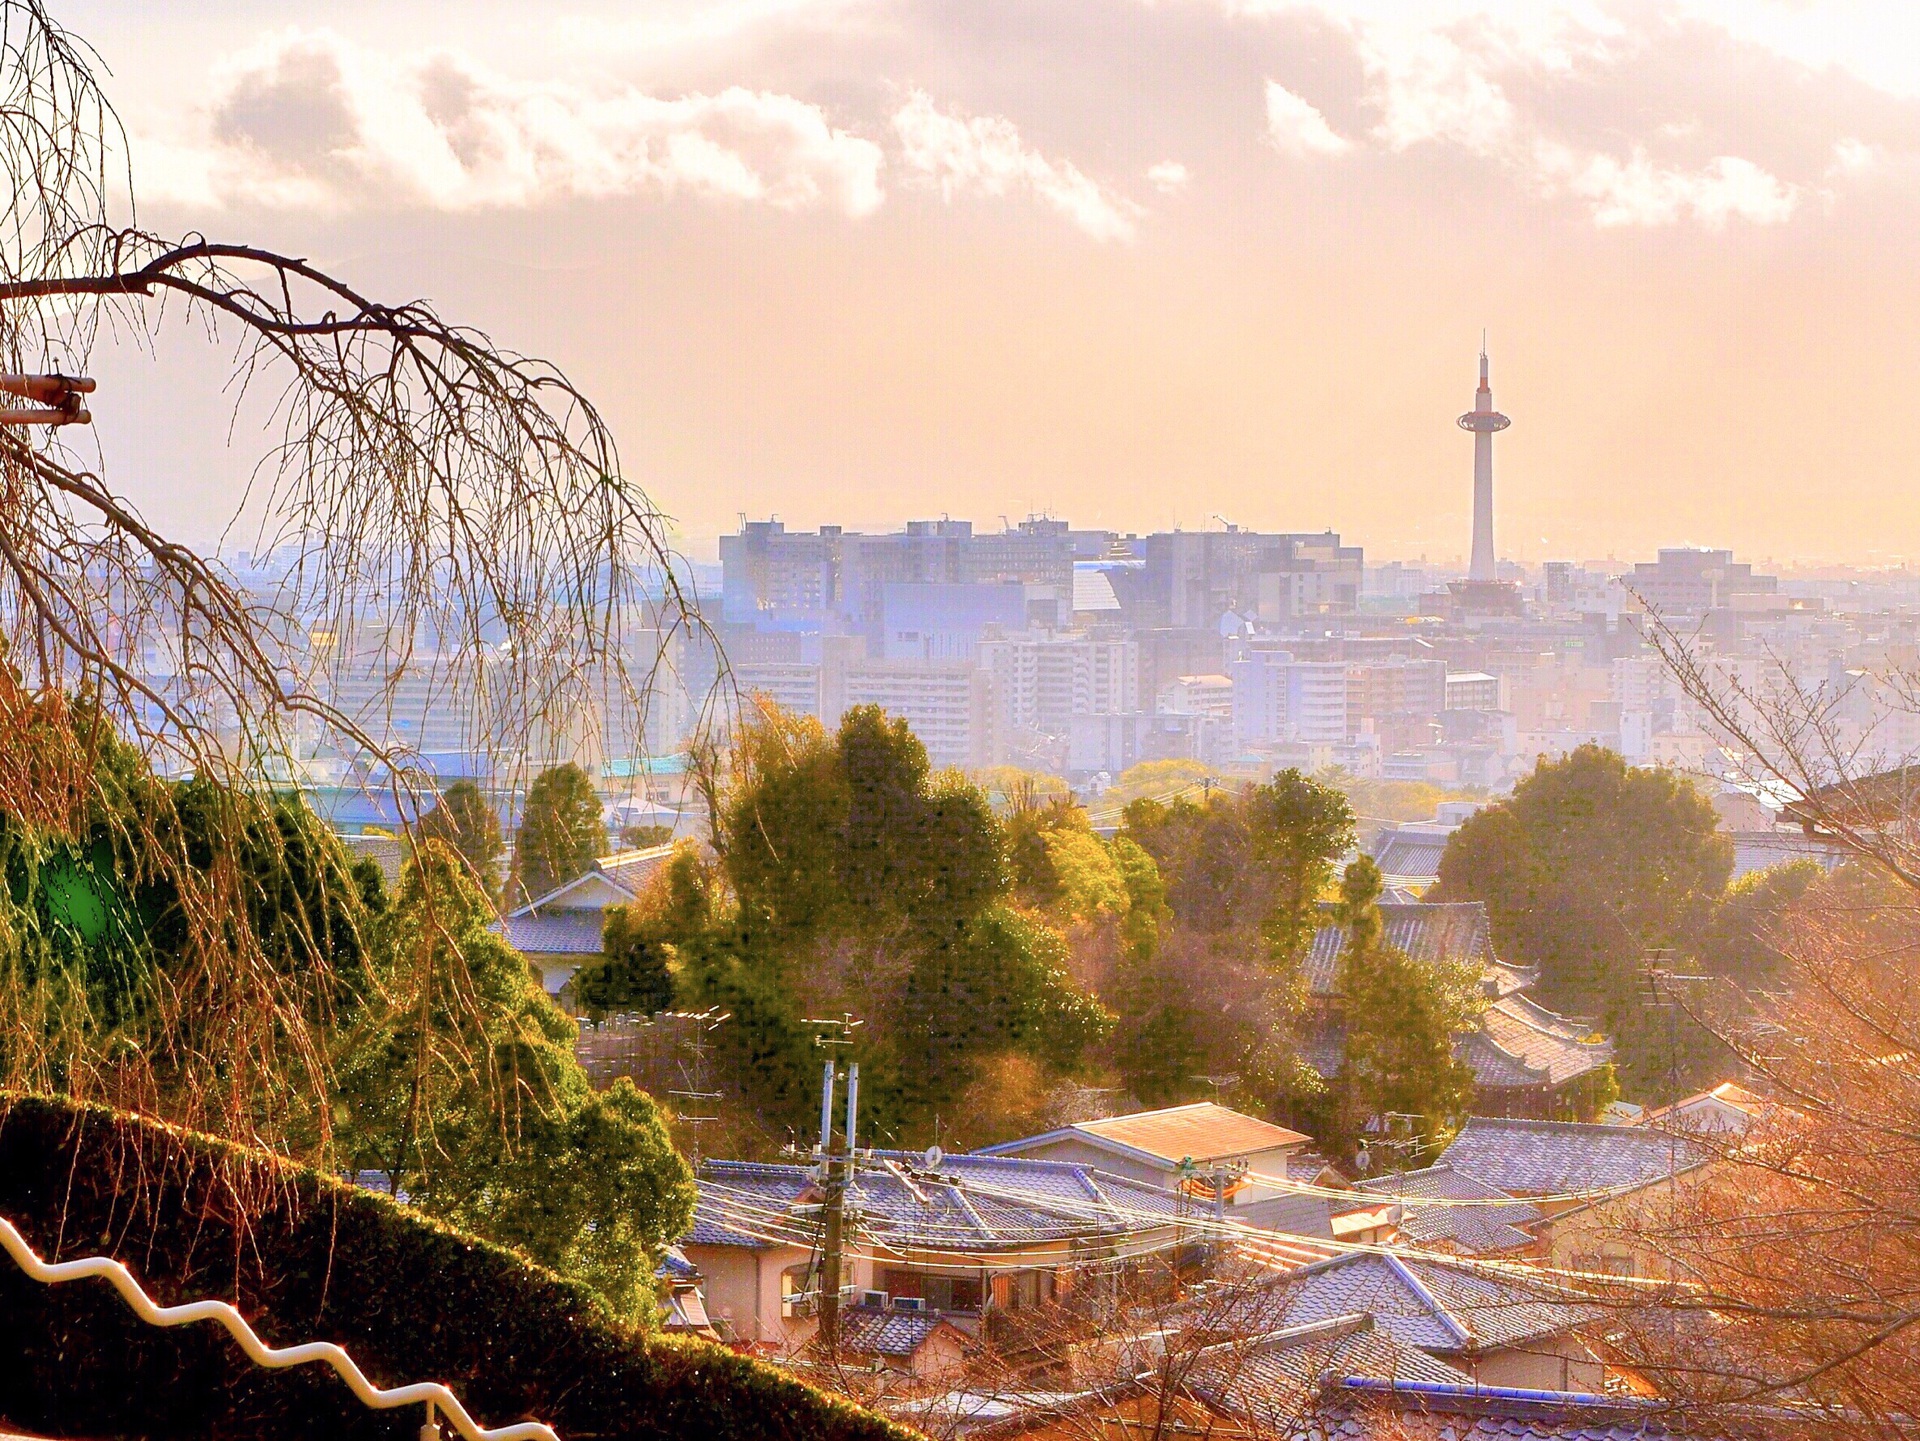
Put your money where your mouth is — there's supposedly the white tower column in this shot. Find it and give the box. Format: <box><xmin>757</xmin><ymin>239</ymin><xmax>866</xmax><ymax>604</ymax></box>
<box><xmin>1458</xmin><ymin>339</ymin><xmax>1510</xmax><ymax>584</ymax></box>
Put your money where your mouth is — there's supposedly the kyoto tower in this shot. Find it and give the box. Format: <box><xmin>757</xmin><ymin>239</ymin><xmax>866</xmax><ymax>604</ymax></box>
<box><xmin>1457</xmin><ymin>337</ymin><xmax>1510</xmax><ymax>583</ymax></box>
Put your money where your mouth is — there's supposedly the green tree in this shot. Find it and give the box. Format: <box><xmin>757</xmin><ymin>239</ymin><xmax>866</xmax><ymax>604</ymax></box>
<box><xmin>417</xmin><ymin>779</ymin><xmax>504</xmax><ymax>909</ymax></box>
<box><xmin>333</xmin><ymin>842</ymin><xmax>693</xmax><ymax>1320</ymax></box>
<box><xmin>1124</xmin><ymin>770</ymin><xmax>1353</xmax><ymax>970</ymax></box>
<box><xmin>512</xmin><ymin>762</ymin><xmax>606</xmax><ymax>905</ymax></box>
<box><xmin>575</xmin><ymin>846</ymin><xmax>713</xmax><ymax>1017</ymax></box>
<box><xmin>1700</xmin><ymin>858</ymin><xmax>1828</xmax><ymax>983</ymax></box>
<box><xmin>1431</xmin><ymin>744</ymin><xmax>1733</xmax><ymax>1099</ymax></box>
<box><xmin>1332</xmin><ymin>857</ymin><xmax>1483</xmax><ymax>1155</ymax></box>
<box><xmin>675</xmin><ymin>703</ymin><xmax>1105</xmax><ymax>1142</ymax></box>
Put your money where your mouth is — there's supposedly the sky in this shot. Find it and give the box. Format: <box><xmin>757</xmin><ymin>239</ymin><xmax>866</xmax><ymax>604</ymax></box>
<box><xmin>51</xmin><ymin>0</ymin><xmax>1920</xmax><ymax>566</ymax></box>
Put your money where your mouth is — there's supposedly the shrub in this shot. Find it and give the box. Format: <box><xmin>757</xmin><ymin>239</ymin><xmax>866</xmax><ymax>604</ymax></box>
<box><xmin>0</xmin><ymin>1093</ymin><xmax>907</xmax><ymax>1441</ymax></box>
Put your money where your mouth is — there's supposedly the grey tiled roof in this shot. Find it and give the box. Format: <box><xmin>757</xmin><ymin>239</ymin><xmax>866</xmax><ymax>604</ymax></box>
<box><xmin>838</xmin><ymin>1304</ymin><xmax>952</xmax><ymax>1358</ymax></box>
<box><xmin>689</xmin><ymin>1151</ymin><xmax>1188</xmax><ymax>1253</ymax></box>
<box><xmin>1186</xmin><ymin>1315</ymin><xmax>1470</xmax><ymax>1428</ymax></box>
<box><xmin>1246</xmin><ymin>1251</ymin><xmax>1601</xmax><ymax>1356</ymax></box>
<box><xmin>1309</xmin><ymin>1388</ymin><xmax>1750</xmax><ymax>1440</ymax></box>
<box><xmin>1303</xmin><ymin>997</ymin><xmax>1610</xmax><ymax>1096</ymax></box>
<box><xmin>1357</xmin><ymin>1164</ymin><xmax>1540</xmax><ymax>1254</ymax></box>
<box><xmin>1477</xmin><ymin>997</ymin><xmax>1614</xmax><ymax>1088</ymax></box>
<box><xmin>1442</xmin><ymin>1117</ymin><xmax>1709</xmax><ymax>1196</ymax></box>
<box><xmin>1233</xmin><ymin>1191</ymin><xmax>1338</xmax><ymax>1240</ymax></box>
<box><xmin>492</xmin><ymin>910</ymin><xmax>606</xmax><ymax>955</ymax></box>
<box><xmin>1370</xmin><ymin>828</ymin><xmax>1451</xmax><ymax>883</ymax></box>
<box><xmin>1305</xmin><ymin>901</ymin><xmax>1534</xmax><ymax>998</ymax></box>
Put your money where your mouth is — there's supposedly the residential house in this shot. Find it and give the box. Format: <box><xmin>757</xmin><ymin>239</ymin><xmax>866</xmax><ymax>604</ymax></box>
<box><xmin>1232</xmin><ymin>1251</ymin><xmax>1606</xmax><ymax>1392</ymax></box>
<box><xmin>1302</xmin><ymin>901</ymin><xmax>1616</xmax><ymax>1119</ymax></box>
<box><xmin>1356</xmin><ymin>1163</ymin><xmax>1542</xmax><ymax>1257</ymax></box>
<box><xmin>681</xmin><ymin>1151</ymin><xmax>1193</xmax><ymax>1368</ymax></box>
<box><xmin>492</xmin><ymin>843</ymin><xmax>676</xmax><ymax>1001</ymax></box>
<box><xmin>1440</xmin><ymin>1116</ymin><xmax>1711</xmax><ymax>1279</ymax></box>
<box><xmin>976</xmin><ymin>1103</ymin><xmax>1340</xmax><ymax>1235</ymax></box>
<box><xmin>1629</xmin><ymin>1082</ymin><xmax>1768</xmax><ymax>1137</ymax></box>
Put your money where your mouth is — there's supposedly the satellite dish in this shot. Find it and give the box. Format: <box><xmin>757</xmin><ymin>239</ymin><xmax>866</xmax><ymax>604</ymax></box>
<box><xmin>923</xmin><ymin>1145</ymin><xmax>944</xmax><ymax>1170</ymax></box>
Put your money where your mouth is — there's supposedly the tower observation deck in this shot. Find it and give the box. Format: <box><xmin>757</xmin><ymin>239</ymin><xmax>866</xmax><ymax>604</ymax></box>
<box><xmin>1458</xmin><ymin>340</ymin><xmax>1510</xmax><ymax>583</ymax></box>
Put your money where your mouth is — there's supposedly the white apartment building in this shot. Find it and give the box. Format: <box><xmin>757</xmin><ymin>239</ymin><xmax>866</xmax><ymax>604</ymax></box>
<box><xmin>979</xmin><ymin>634</ymin><xmax>1138</xmax><ymax>738</ymax></box>
<box><xmin>839</xmin><ymin>660</ymin><xmax>997</xmax><ymax>770</ymax></box>
<box><xmin>731</xmin><ymin>661</ymin><xmax>823</xmax><ymax>719</ymax></box>
<box><xmin>1230</xmin><ymin>651</ymin><xmax>1347</xmax><ymax>749</ymax></box>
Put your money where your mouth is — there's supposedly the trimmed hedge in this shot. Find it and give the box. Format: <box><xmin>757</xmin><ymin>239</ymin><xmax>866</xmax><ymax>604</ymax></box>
<box><xmin>0</xmin><ymin>1094</ymin><xmax>909</xmax><ymax>1441</ymax></box>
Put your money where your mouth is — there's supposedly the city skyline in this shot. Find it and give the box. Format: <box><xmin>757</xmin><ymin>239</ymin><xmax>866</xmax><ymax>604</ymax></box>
<box><xmin>54</xmin><ymin>0</ymin><xmax>1920</xmax><ymax>566</ymax></box>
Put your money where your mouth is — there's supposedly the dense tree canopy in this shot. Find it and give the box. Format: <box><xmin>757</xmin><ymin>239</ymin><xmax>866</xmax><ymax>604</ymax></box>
<box><xmin>417</xmin><ymin>778</ymin><xmax>505</xmax><ymax>910</ymax></box>
<box><xmin>595</xmin><ymin>703</ymin><xmax>1110</xmax><ymax>1148</ymax></box>
<box><xmin>334</xmin><ymin>841</ymin><xmax>693</xmax><ymax>1319</ymax></box>
<box><xmin>1431</xmin><ymin>745</ymin><xmax>1733</xmax><ymax>1097</ymax></box>
<box><xmin>513</xmin><ymin>762</ymin><xmax>607</xmax><ymax>904</ymax></box>
<box><xmin>1331</xmin><ymin>857</ymin><xmax>1483</xmax><ymax>1155</ymax></box>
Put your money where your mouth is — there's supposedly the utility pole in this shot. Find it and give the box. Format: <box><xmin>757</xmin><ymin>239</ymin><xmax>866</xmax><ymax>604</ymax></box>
<box><xmin>806</xmin><ymin>1013</ymin><xmax>862</xmax><ymax>1362</ymax></box>
<box><xmin>0</xmin><ymin>373</ymin><xmax>94</xmax><ymax>426</ymax></box>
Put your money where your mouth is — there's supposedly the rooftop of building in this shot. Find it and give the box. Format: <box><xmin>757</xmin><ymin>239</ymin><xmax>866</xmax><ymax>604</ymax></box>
<box><xmin>687</xmin><ymin>1150</ymin><xmax>1190</xmax><ymax>1255</ymax></box>
<box><xmin>1441</xmin><ymin>1116</ymin><xmax>1709</xmax><ymax>1197</ymax></box>
<box><xmin>978</xmin><ymin>1102</ymin><xmax>1311</xmax><ymax>1168</ymax></box>
<box><xmin>1356</xmin><ymin>1164</ymin><xmax>1541</xmax><ymax>1255</ymax></box>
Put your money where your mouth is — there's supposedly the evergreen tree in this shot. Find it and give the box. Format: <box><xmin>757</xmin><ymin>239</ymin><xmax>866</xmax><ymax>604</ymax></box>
<box><xmin>1431</xmin><ymin>744</ymin><xmax>1733</xmax><ymax>1097</ymax></box>
<box><xmin>417</xmin><ymin>778</ymin><xmax>504</xmax><ymax>909</ymax></box>
<box><xmin>333</xmin><ymin>841</ymin><xmax>693</xmax><ymax>1320</ymax></box>
<box><xmin>512</xmin><ymin>762</ymin><xmax>606</xmax><ymax>904</ymax></box>
<box><xmin>1333</xmin><ymin>856</ymin><xmax>1483</xmax><ymax>1156</ymax></box>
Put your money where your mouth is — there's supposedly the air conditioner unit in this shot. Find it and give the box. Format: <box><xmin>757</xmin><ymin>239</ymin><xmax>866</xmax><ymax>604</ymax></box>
<box><xmin>891</xmin><ymin>1296</ymin><xmax>927</xmax><ymax>1313</ymax></box>
<box><xmin>859</xmin><ymin>1289</ymin><xmax>889</xmax><ymax>1309</ymax></box>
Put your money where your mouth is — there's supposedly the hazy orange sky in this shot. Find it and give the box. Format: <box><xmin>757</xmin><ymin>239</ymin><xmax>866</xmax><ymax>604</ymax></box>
<box><xmin>57</xmin><ymin>0</ymin><xmax>1920</xmax><ymax>566</ymax></box>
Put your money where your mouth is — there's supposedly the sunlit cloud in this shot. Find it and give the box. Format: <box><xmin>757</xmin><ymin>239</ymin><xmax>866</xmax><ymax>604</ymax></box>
<box><xmin>1146</xmin><ymin>160</ymin><xmax>1191</xmax><ymax>193</ymax></box>
<box><xmin>1537</xmin><ymin>144</ymin><xmax>1798</xmax><ymax>227</ymax></box>
<box><xmin>137</xmin><ymin>29</ymin><xmax>886</xmax><ymax>216</ymax></box>
<box><xmin>1263</xmin><ymin>82</ymin><xmax>1352</xmax><ymax>157</ymax></box>
<box><xmin>891</xmin><ymin>89</ymin><xmax>1142</xmax><ymax>242</ymax></box>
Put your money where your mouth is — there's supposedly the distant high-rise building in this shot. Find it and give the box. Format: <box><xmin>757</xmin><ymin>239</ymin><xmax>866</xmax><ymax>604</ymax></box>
<box><xmin>1458</xmin><ymin>339</ymin><xmax>1511</xmax><ymax>583</ymax></box>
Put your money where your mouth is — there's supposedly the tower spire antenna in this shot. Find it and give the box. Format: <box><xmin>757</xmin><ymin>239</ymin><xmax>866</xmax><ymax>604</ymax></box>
<box><xmin>1458</xmin><ymin>338</ymin><xmax>1510</xmax><ymax>583</ymax></box>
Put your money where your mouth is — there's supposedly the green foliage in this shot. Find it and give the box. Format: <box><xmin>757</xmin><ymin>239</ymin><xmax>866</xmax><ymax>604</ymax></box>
<box><xmin>1431</xmin><ymin>745</ymin><xmax>1733</xmax><ymax>1099</ymax></box>
<box><xmin>417</xmin><ymin>778</ymin><xmax>504</xmax><ymax>908</ymax></box>
<box><xmin>513</xmin><ymin>762</ymin><xmax>606</xmax><ymax>904</ymax></box>
<box><xmin>1331</xmin><ymin>857</ymin><xmax>1483</xmax><ymax>1153</ymax></box>
<box><xmin>576</xmin><ymin>846</ymin><xmax>715</xmax><ymax>1017</ymax></box>
<box><xmin>1700</xmin><ymin>858</ymin><xmax>1827</xmax><ymax>982</ymax></box>
<box><xmin>333</xmin><ymin>842</ymin><xmax>693</xmax><ymax>1320</ymax></box>
<box><xmin>1124</xmin><ymin>769</ymin><xmax>1353</xmax><ymax>969</ymax></box>
<box><xmin>621</xmin><ymin>823</ymin><xmax>676</xmax><ymax>849</ymax></box>
<box><xmin>0</xmin><ymin>1093</ymin><xmax>910</xmax><ymax>1441</ymax></box>
<box><xmin>676</xmin><ymin>704</ymin><xmax>1104</xmax><ymax>1142</ymax></box>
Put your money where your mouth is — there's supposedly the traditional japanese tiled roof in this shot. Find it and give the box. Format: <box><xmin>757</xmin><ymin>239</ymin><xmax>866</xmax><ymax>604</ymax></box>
<box><xmin>1250</xmin><ymin>1252</ymin><xmax>1602</xmax><ymax>1357</ymax></box>
<box><xmin>1370</xmin><ymin>828</ymin><xmax>1452</xmax><ymax>887</ymax></box>
<box><xmin>837</xmin><ymin>1304</ymin><xmax>957</xmax><ymax>1358</ymax></box>
<box><xmin>1184</xmin><ymin>1314</ymin><xmax>1471</xmax><ymax>1427</ymax></box>
<box><xmin>688</xmin><ymin>1152</ymin><xmax>1189</xmax><ymax>1254</ymax></box>
<box><xmin>492</xmin><ymin>910</ymin><xmax>608</xmax><ymax>956</ymax></box>
<box><xmin>1311</xmin><ymin>1384</ymin><xmax>1757</xmax><ymax>1440</ymax></box>
<box><xmin>1306</xmin><ymin>901</ymin><xmax>1535</xmax><ymax>998</ymax></box>
<box><xmin>1441</xmin><ymin>1117</ymin><xmax>1709</xmax><ymax>1197</ymax></box>
<box><xmin>1475</xmin><ymin>996</ymin><xmax>1615</xmax><ymax>1089</ymax></box>
<box><xmin>1356</xmin><ymin>1164</ymin><xmax>1540</xmax><ymax>1255</ymax></box>
<box><xmin>1303</xmin><ymin>996</ymin><xmax>1610</xmax><ymax>1097</ymax></box>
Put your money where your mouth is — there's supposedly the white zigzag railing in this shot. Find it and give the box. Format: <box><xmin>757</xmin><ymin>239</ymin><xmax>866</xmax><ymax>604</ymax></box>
<box><xmin>0</xmin><ymin>1215</ymin><xmax>560</xmax><ymax>1441</ymax></box>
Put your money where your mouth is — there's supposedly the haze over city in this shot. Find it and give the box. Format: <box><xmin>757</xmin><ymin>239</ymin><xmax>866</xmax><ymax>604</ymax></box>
<box><xmin>58</xmin><ymin>0</ymin><xmax>1920</xmax><ymax>563</ymax></box>
<box><xmin>10</xmin><ymin>5</ymin><xmax>1920</xmax><ymax>1440</ymax></box>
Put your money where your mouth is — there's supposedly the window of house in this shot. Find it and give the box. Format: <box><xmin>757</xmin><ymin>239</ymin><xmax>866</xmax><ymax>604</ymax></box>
<box><xmin>884</xmin><ymin>1271</ymin><xmax>983</xmax><ymax>1312</ymax></box>
<box><xmin>781</xmin><ymin>1262</ymin><xmax>817</xmax><ymax>1317</ymax></box>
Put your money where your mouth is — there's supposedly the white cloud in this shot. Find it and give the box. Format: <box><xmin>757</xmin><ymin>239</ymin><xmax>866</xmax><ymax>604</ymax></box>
<box><xmin>1830</xmin><ymin>137</ymin><xmax>1880</xmax><ymax>176</ymax></box>
<box><xmin>891</xmin><ymin>89</ymin><xmax>1142</xmax><ymax>242</ymax></box>
<box><xmin>1262</xmin><ymin>82</ymin><xmax>1352</xmax><ymax>157</ymax></box>
<box><xmin>136</xmin><ymin>30</ymin><xmax>885</xmax><ymax>216</ymax></box>
<box><xmin>1539</xmin><ymin>144</ymin><xmax>1799</xmax><ymax>227</ymax></box>
<box><xmin>1147</xmin><ymin>160</ymin><xmax>1191</xmax><ymax>193</ymax></box>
